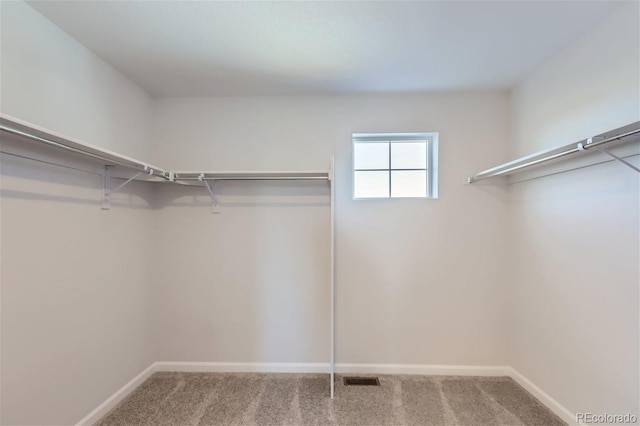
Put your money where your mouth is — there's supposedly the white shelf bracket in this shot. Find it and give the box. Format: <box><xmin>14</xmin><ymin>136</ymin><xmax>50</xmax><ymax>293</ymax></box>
<box><xmin>592</xmin><ymin>146</ymin><xmax>640</xmax><ymax>173</ymax></box>
<box><xmin>102</xmin><ymin>165</ymin><xmax>112</xmax><ymax>210</ymax></box>
<box><xmin>578</xmin><ymin>136</ymin><xmax>640</xmax><ymax>173</ymax></box>
<box><xmin>102</xmin><ymin>165</ymin><xmax>154</xmax><ymax>210</ymax></box>
<box><xmin>198</xmin><ymin>174</ymin><xmax>221</xmax><ymax>214</ymax></box>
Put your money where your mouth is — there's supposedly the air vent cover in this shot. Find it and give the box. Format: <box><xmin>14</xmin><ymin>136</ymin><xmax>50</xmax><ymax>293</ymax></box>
<box><xmin>343</xmin><ymin>376</ymin><xmax>380</xmax><ymax>386</ymax></box>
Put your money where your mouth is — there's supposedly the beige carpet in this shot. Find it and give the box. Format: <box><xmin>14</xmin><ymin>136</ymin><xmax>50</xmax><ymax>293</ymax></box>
<box><xmin>94</xmin><ymin>372</ymin><xmax>566</xmax><ymax>426</ymax></box>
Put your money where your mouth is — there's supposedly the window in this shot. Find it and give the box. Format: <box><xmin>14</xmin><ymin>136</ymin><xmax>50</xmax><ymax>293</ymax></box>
<box><xmin>353</xmin><ymin>133</ymin><xmax>438</xmax><ymax>199</ymax></box>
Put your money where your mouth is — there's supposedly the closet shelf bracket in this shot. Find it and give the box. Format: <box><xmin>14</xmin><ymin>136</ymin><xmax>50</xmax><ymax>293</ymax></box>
<box><xmin>102</xmin><ymin>165</ymin><xmax>154</xmax><ymax>210</ymax></box>
<box><xmin>578</xmin><ymin>139</ymin><xmax>640</xmax><ymax>173</ymax></box>
<box><xmin>198</xmin><ymin>173</ymin><xmax>221</xmax><ymax>214</ymax></box>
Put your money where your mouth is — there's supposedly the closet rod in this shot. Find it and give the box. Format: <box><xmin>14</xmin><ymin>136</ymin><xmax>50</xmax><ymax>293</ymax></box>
<box><xmin>1</xmin><ymin>114</ymin><xmax>332</xmax><ymax>184</ymax></box>
<box><xmin>467</xmin><ymin>122</ymin><xmax>640</xmax><ymax>183</ymax></box>
<box><xmin>173</xmin><ymin>172</ymin><xmax>330</xmax><ymax>181</ymax></box>
<box><xmin>0</xmin><ymin>119</ymin><xmax>168</xmax><ymax>180</ymax></box>
<box><xmin>177</xmin><ymin>176</ymin><xmax>329</xmax><ymax>181</ymax></box>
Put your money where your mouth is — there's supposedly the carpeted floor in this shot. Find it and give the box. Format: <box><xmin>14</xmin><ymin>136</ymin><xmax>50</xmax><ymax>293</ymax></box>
<box><xmin>94</xmin><ymin>372</ymin><xmax>566</xmax><ymax>426</ymax></box>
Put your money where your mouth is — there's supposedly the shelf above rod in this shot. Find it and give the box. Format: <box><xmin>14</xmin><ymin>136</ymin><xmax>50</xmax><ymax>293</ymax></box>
<box><xmin>0</xmin><ymin>114</ymin><xmax>333</xmax><ymax>184</ymax></box>
<box><xmin>172</xmin><ymin>171</ymin><xmax>330</xmax><ymax>181</ymax></box>
<box><xmin>0</xmin><ymin>113</ymin><xmax>169</xmax><ymax>180</ymax></box>
<box><xmin>467</xmin><ymin>121</ymin><xmax>640</xmax><ymax>183</ymax></box>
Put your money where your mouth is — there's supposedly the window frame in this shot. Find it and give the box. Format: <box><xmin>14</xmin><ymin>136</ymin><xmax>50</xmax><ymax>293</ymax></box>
<box><xmin>352</xmin><ymin>132</ymin><xmax>439</xmax><ymax>200</ymax></box>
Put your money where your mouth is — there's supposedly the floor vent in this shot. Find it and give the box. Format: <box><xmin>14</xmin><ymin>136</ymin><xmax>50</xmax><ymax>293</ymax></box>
<box><xmin>343</xmin><ymin>376</ymin><xmax>380</xmax><ymax>386</ymax></box>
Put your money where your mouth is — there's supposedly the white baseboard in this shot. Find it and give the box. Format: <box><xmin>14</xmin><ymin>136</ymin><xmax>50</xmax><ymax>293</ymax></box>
<box><xmin>335</xmin><ymin>363</ymin><xmax>511</xmax><ymax>376</ymax></box>
<box><xmin>75</xmin><ymin>363</ymin><xmax>158</xmax><ymax>426</ymax></box>
<box><xmin>508</xmin><ymin>367</ymin><xmax>576</xmax><ymax>426</ymax></box>
<box><xmin>154</xmin><ymin>361</ymin><xmax>330</xmax><ymax>373</ymax></box>
<box><xmin>76</xmin><ymin>362</ymin><xmax>575</xmax><ymax>426</ymax></box>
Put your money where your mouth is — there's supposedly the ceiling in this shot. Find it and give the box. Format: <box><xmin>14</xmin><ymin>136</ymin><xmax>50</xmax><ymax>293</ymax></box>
<box><xmin>26</xmin><ymin>1</ymin><xmax>619</xmax><ymax>97</ymax></box>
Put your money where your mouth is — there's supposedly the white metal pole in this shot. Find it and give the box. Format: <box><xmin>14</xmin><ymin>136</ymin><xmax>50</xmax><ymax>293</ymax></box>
<box><xmin>330</xmin><ymin>156</ymin><xmax>335</xmax><ymax>399</ymax></box>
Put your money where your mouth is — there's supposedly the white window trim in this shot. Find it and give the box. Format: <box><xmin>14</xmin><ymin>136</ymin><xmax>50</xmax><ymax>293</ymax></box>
<box><xmin>352</xmin><ymin>132</ymin><xmax>439</xmax><ymax>200</ymax></box>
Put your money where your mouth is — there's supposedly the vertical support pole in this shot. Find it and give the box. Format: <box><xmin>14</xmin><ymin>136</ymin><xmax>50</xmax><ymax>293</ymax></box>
<box><xmin>101</xmin><ymin>165</ymin><xmax>112</xmax><ymax>210</ymax></box>
<box><xmin>330</xmin><ymin>156</ymin><xmax>335</xmax><ymax>399</ymax></box>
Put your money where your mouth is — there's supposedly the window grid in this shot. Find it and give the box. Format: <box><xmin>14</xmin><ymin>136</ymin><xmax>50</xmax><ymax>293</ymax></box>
<box><xmin>353</xmin><ymin>138</ymin><xmax>431</xmax><ymax>199</ymax></box>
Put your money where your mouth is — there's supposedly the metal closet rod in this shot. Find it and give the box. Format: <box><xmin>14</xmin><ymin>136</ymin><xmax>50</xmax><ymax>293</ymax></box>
<box><xmin>468</xmin><ymin>123</ymin><xmax>640</xmax><ymax>183</ymax></box>
<box><xmin>0</xmin><ymin>123</ymin><xmax>168</xmax><ymax>179</ymax></box>
<box><xmin>0</xmin><ymin>117</ymin><xmax>331</xmax><ymax>182</ymax></box>
<box><xmin>172</xmin><ymin>172</ymin><xmax>329</xmax><ymax>181</ymax></box>
<box><xmin>180</xmin><ymin>177</ymin><xmax>328</xmax><ymax>181</ymax></box>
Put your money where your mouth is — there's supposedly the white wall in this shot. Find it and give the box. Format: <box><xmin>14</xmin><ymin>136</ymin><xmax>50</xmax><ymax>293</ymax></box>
<box><xmin>152</xmin><ymin>93</ymin><xmax>511</xmax><ymax>366</ymax></box>
<box><xmin>0</xmin><ymin>0</ymin><xmax>154</xmax><ymax>161</ymax></box>
<box><xmin>1</xmin><ymin>2</ymin><xmax>156</xmax><ymax>424</ymax></box>
<box><xmin>0</xmin><ymin>149</ymin><xmax>156</xmax><ymax>425</ymax></box>
<box><xmin>509</xmin><ymin>1</ymin><xmax>639</xmax><ymax>418</ymax></box>
<box><xmin>152</xmin><ymin>181</ymin><xmax>331</xmax><ymax>363</ymax></box>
